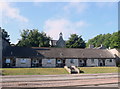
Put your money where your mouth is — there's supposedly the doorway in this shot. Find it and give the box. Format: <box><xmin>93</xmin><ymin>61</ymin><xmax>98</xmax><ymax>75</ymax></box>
<box><xmin>31</xmin><ymin>58</ymin><xmax>42</xmax><ymax>67</ymax></box>
<box><xmin>56</xmin><ymin>58</ymin><xmax>65</xmax><ymax>67</ymax></box>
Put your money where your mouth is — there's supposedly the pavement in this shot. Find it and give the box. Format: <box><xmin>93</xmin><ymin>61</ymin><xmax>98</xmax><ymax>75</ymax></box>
<box><xmin>0</xmin><ymin>73</ymin><xmax>119</xmax><ymax>88</ymax></box>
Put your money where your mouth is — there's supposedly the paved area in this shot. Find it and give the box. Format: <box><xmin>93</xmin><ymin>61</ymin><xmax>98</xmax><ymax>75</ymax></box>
<box><xmin>88</xmin><ymin>83</ymin><xmax>118</xmax><ymax>87</ymax></box>
<box><xmin>1</xmin><ymin>73</ymin><xmax>118</xmax><ymax>82</ymax></box>
<box><xmin>2</xmin><ymin>86</ymin><xmax>119</xmax><ymax>89</ymax></box>
<box><xmin>0</xmin><ymin>73</ymin><xmax>119</xmax><ymax>88</ymax></box>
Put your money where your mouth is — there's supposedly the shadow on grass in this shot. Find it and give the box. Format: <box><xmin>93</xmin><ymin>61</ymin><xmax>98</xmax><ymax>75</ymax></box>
<box><xmin>80</xmin><ymin>70</ymin><xmax>84</xmax><ymax>73</ymax></box>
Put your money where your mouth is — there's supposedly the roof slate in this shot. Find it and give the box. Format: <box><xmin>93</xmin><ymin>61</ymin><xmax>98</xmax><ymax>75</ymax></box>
<box><xmin>34</xmin><ymin>47</ymin><xmax>115</xmax><ymax>59</ymax></box>
<box><xmin>3</xmin><ymin>46</ymin><xmax>115</xmax><ymax>59</ymax></box>
<box><xmin>3</xmin><ymin>46</ymin><xmax>44</xmax><ymax>58</ymax></box>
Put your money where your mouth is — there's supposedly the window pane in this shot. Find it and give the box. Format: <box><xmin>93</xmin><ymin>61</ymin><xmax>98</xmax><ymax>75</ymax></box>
<box><xmin>21</xmin><ymin>59</ymin><xmax>26</xmax><ymax>63</ymax></box>
<box><xmin>47</xmin><ymin>59</ymin><xmax>51</xmax><ymax>63</ymax></box>
<box><xmin>57</xmin><ymin>60</ymin><xmax>61</xmax><ymax>63</ymax></box>
<box><xmin>6</xmin><ymin>59</ymin><xmax>10</xmax><ymax>63</ymax></box>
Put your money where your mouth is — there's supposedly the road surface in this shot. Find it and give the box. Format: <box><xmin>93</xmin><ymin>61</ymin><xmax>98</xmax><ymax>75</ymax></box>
<box><xmin>0</xmin><ymin>73</ymin><xmax>119</xmax><ymax>88</ymax></box>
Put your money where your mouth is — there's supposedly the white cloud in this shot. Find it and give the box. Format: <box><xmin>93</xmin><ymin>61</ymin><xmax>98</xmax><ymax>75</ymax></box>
<box><xmin>0</xmin><ymin>2</ymin><xmax>28</xmax><ymax>23</ymax></box>
<box><xmin>43</xmin><ymin>18</ymin><xmax>87</xmax><ymax>40</ymax></box>
<box><xmin>63</xmin><ymin>2</ymin><xmax>88</xmax><ymax>14</ymax></box>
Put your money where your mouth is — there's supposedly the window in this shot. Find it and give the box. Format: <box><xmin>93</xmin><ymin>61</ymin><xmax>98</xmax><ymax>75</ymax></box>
<box><xmin>91</xmin><ymin>59</ymin><xmax>95</xmax><ymax>64</ymax></box>
<box><xmin>47</xmin><ymin>59</ymin><xmax>51</xmax><ymax>63</ymax></box>
<box><xmin>34</xmin><ymin>60</ymin><xmax>36</xmax><ymax>63</ymax></box>
<box><xmin>57</xmin><ymin>59</ymin><xmax>61</xmax><ymax>63</ymax></box>
<box><xmin>21</xmin><ymin>59</ymin><xmax>27</xmax><ymax>63</ymax></box>
<box><xmin>6</xmin><ymin>59</ymin><xmax>10</xmax><ymax>63</ymax></box>
<box><xmin>70</xmin><ymin>59</ymin><xmax>74</xmax><ymax>64</ymax></box>
<box><xmin>79</xmin><ymin>60</ymin><xmax>82</xmax><ymax>63</ymax></box>
<box><xmin>33</xmin><ymin>59</ymin><xmax>38</xmax><ymax>63</ymax></box>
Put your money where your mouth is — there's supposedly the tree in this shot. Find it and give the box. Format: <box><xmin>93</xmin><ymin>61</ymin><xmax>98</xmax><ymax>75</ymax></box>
<box><xmin>110</xmin><ymin>31</ymin><xmax>120</xmax><ymax>48</ymax></box>
<box><xmin>66</xmin><ymin>34</ymin><xmax>86</xmax><ymax>48</ymax></box>
<box><xmin>86</xmin><ymin>31</ymin><xmax>120</xmax><ymax>49</ymax></box>
<box><xmin>1</xmin><ymin>28</ymin><xmax>10</xmax><ymax>42</ymax></box>
<box><xmin>17</xmin><ymin>29</ymin><xmax>51</xmax><ymax>47</ymax></box>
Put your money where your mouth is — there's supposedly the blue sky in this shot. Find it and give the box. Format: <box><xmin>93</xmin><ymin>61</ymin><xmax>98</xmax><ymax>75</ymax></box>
<box><xmin>0</xmin><ymin>2</ymin><xmax>118</xmax><ymax>44</ymax></box>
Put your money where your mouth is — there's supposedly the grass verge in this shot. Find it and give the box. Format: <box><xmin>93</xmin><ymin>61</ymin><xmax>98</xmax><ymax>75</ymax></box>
<box><xmin>79</xmin><ymin>67</ymin><xmax>118</xmax><ymax>74</ymax></box>
<box><xmin>1</xmin><ymin>67</ymin><xmax>118</xmax><ymax>75</ymax></box>
<box><xmin>1</xmin><ymin>68</ymin><xmax>68</xmax><ymax>75</ymax></box>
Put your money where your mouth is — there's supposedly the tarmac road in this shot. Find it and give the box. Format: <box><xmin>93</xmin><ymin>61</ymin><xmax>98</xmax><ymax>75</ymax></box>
<box><xmin>1</xmin><ymin>73</ymin><xmax>119</xmax><ymax>88</ymax></box>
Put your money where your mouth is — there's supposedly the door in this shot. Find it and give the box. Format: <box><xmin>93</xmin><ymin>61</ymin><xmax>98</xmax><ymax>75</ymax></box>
<box><xmin>99</xmin><ymin>59</ymin><xmax>104</xmax><ymax>66</ymax></box>
<box><xmin>56</xmin><ymin>59</ymin><xmax>65</xmax><ymax>67</ymax></box>
<box><xmin>32</xmin><ymin>59</ymin><xmax>42</xmax><ymax>67</ymax></box>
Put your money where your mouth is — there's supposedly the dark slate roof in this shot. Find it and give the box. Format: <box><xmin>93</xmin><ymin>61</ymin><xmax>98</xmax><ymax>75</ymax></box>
<box><xmin>3</xmin><ymin>46</ymin><xmax>115</xmax><ymax>59</ymax></box>
<box><xmin>33</xmin><ymin>47</ymin><xmax>115</xmax><ymax>59</ymax></box>
<box><xmin>3</xmin><ymin>46</ymin><xmax>44</xmax><ymax>58</ymax></box>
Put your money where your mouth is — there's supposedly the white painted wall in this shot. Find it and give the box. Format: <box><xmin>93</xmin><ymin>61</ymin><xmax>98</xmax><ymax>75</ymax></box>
<box><xmin>65</xmin><ymin>59</ymin><xmax>78</xmax><ymax>67</ymax></box>
<box><xmin>109</xmin><ymin>49</ymin><xmax>119</xmax><ymax>57</ymax></box>
<box><xmin>15</xmin><ymin>58</ymin><xmax>116</xmax><ymax>68</ymax></box>
<box><xmin>42</xmin><ymin>59</ymin><xmax>56</xmax><ymax>67</ymax></box>
<box><xmin>105</xmin><ymin>59</ymin><xmax>116</xmax><ymax>66</ymax></box>
<box><xmin>16</xmin><ymin>58</ymin><xmax>31</xmax><ymax>68</ymax></box>
<box><xmin>86</xmin><ymin>59</ymin><xmax>98</xmax><ymax>67</ymax></box>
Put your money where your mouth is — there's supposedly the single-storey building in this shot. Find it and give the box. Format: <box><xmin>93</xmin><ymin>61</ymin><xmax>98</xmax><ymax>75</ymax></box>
<box><xmin>1</xmin><ymin>30</ymin><xmax>120</xmax><ymax>68</ymax></box>
<box><xmin>2</xmin><ymin>46</ymin><xmax>118</xmax><ymax>68</ymax></box>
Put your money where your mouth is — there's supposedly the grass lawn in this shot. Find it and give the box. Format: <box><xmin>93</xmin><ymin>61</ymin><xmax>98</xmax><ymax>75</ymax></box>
<box><xmin>0</xmin><ymin>67</ymin><xmax>119</xmax><ymax>75</ymax></box>
<box><xmin>79</xmin><ymin>67</ymin><xmax>118</xmax><ymax>74</ymax></box>
<box><xmin>1</xmin><ymin>68</ymin><xmax>68</xmax><ymax>75</ymax></box>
